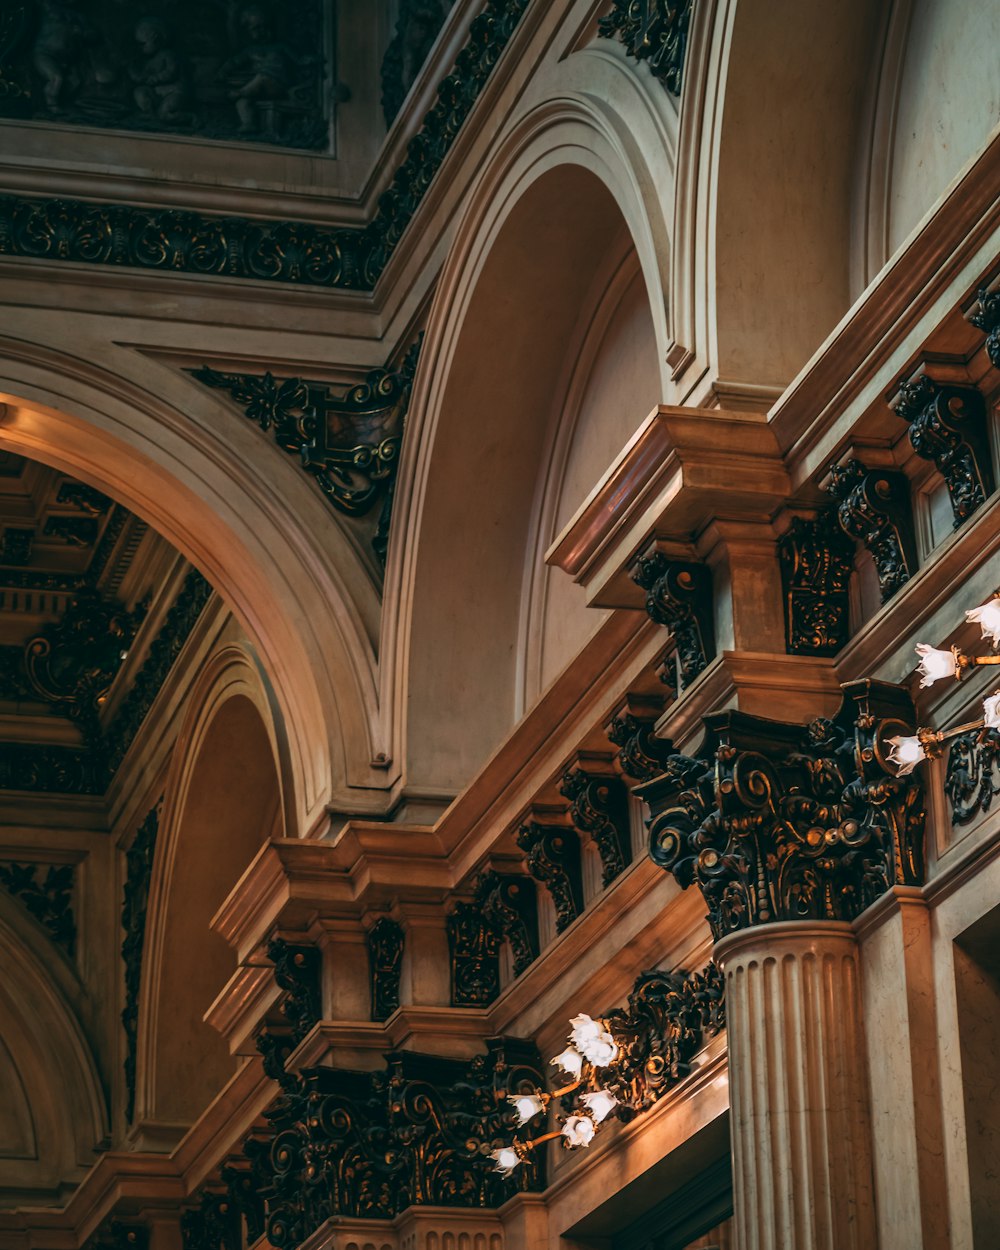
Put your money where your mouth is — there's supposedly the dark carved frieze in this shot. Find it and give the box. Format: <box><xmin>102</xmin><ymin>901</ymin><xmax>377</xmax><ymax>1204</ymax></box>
<box><xmin>0</xmin><ymin>742</ymin><xmax>100</xmax><ymax>793</ymax></box>
<box><xmin>892</xmin><ymin>374</ymin><xmax>994</xmax><ymax>527</ymax></box>
<box><xmin>0</xmin><ymin>860</ymin><xmax>75</xmax><ymax>954</ymax></box>
<box><xmin>0</xmin><ymin>526</ymin><xmax>33</xmax><ymax>564</ymax></box>
<box><xmin>828</xmin><ymin>458</ymin><xmax>917</xmax><ymax>603</ymax></box>
<box><xmin>267</xmin><ymin>937</ymin><xmax>322</xmax><ymax>1044</ymax></box>
<box><xmin>474</xmin><ymin>870</ymin><xmax>538</xmax><ymax>977</ymax></box>
<box><xmin>367</xmin><ymin>917</ymin><xmax>404</xmax><ymax>1022</ymax></box>
<box><xmin>122</xmin><ymin>802</ymin><xmax>160</xmax><ymax>1123</ymax></box>
<box><xmin>969</xmin><ymin>285</ymin><xmax>1000</xmax><ymax>369</ymax></box>
<box><xmin>191</xmin><ymin>339</ymin><xmax>421</xmax><ymax>567</ymax></box>
<box><xmin>515</xmin><ymin>817</ymin><xmax>584</xmax><ymax>933</ymax></box>
<box><xmin>944</xmin><ymin>729</ymin><xmax>1000</xmax><ymax>825</ymax></box>
<box><xmin>83</xmin><ymin>1221</ymin><xmax>149</xmax><ymax>1250</ymax></box>
<box><xmin>641</xmin><ymin>680</ymin><xmax>925</xmax><ymax>940</ymax></box>
<box><xmin>381</xmin><ymin>0</ymin><xmax>453</xmax><ymax>126</ymax></box>
<box><xmin>561</xmin><ymin>765</ymin><xmax>633</xmax><ymax>887</ymax></box>
<box><xmin>777</xmin><ymin>513</ymin><xmax>855</xmax><ymax>657</ymax></box>
<box><xmin>0</xmin><ymin>1</ymin><xmax>328</xmax><ymax>149</ymax></box>
<box><xmin>181</xmin><ymin>1189</ymin><xmax>242</xmax><ymax>1250</ymax></box>
<box><xmin>598</xmin><ymin>0</ymin><xmax>693</xmax><ymax>96</ymax></box>
<box><xmin>0</xmin><ymin>0</ymin><xmax>532</xmax><ymax>289</ymax></box>
<box><xmin>606</xmin><ymin>698</ymin><xmax>675</xmax><ymax>783</ymax></box>
<box><xmin>253</xmin><ymin>1038</ymin><xmax>544</xmax><ymax>1246</ymax></box>
<box><xmin>446</xmin><ymin>900</ymin><xmax>500</xmax><ymax>1007</ymax></box>
<box><xmin>606</xmin><ymin>962</ymin><xmax>724</xmax><ymax>1117</ymax></box>
<box><xmin>631</xmin><ymin>554</ymin><xmax>715</xmax><ymax>686</ymax></box>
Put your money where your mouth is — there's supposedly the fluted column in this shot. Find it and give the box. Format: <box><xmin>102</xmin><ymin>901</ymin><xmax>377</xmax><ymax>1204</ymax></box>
<box><xmin>715</xmin><ymin>923</ymin><xmax>876</xmax><ymax>1250</ymax></box>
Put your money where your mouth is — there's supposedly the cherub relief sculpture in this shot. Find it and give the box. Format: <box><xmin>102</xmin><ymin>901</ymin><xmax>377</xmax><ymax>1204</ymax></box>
<box><xmin>220</xmin><ymin>2</ymin><xmax>310</xmax><ymax>138</ymax></box>
<box><xmin>130</xmin><ymin>17</ymin><xmax>189</xmax><ymax>122</ymax></box>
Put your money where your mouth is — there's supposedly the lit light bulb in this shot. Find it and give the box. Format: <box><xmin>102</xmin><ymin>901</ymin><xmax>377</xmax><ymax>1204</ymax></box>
<box><xmin>507</xmin><ymin>1093</ymin><xmax>545</xmax><ymax>1126</ymax></box>
<box><xmin>490</xmin><ymin>1146</ymin><xmax>522</xmax><ymax>1177</ymax></box>
<box><xmin>561</xmin><ymin>1114</ymin><xmax>596</xmax><ymax>1148</ymax></box>
<box><xmin>966</xmin><ymin>597</ymin><xmax>1000</xmax><ymax>648</ymax></box>
<box><xmin>914</xmin><ymin>644</ymin><xmax>960</xmax><ymax>687</ymax></box>
<box><xmin>983</xmin><ymin>692</ymin><xmax>1000</xmax><ymax>730</ymax></box>
<box><xmin>887</xmin><ymin>734</ymin><xmax>926</xmax><ymax>776</ymax></box>
<box><xmin>581</xmin><ymin>1089</ymin><xmax>618</xmax><ymax>1123</ymax></box>
<box><xmin>551</xmin><ymin>1046</ymin><xmax>583</xmax><ymax>1079</ymax></box>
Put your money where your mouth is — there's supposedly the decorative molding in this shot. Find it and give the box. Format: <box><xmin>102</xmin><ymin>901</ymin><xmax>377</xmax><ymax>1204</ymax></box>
<box><xmin>641</xmin><ymin>680</ymin><xmax>925</xmax><ymax>940</ymax></box>
<box><xmin>777</xmin><ymin>513</ymin><xmax>855</xmax><ymax>657</ymax></box>
<box><xmin>560</xmin><ymin>765</ymin><xmax>633</xmax><ymax>887</ymax></box>
<box><xmin>191</xmin><ymin>337</ymin><xmax>421</xmax><ymax>567</ymax></box>
<box><xmin>598</xmin><ymin>0</ymin><xmax>692</xmax><ymax>96</ymax></box>
<box><xmin>828</xmin><ymin>458</ymin><xmax>917</xmax><ymax>603</ymax></box>
<box><xmin>631</xmin><ymin>554</ymin><xmax>714</xmax><ymax>686</ymax></box>
<box><xmin>607</xmin><ymin>962</ymin><xmax>724</xmax><ymax>1117</ymax></box>
<box><xmin>474</xmin><ymin>870</ymin><xmax>538</xmax><ymax>977</ymax></box>
<box><xmin>366</xmin><ymin>917</ymin><xmax>404</xmax><ymax>1022</ymax></box>
<box><xmin>944</xmin><ymin>729</ymin><xmax>1000</xmax><ymax>825</ymax></box>
<box><xmin>446</xmin><ymin>901</ymin><xmax>500</xmax><ymax>1007</ymax></box>
<box><xmin>0</xmin><ymin>1</ymin><xmax>328</xmax><ymax>148</ymax></box>
<box><xmin>0</xmin><ymin>0</ymin><xmax>532</xmax><ymax>289</ymax></box>
<box><xmin>0</xmin><ymin>860</ymin><xmax>75</xmax><ymax>954</ymax></box>
<box><xmin>606</xmin><ymin>697</ymin><xmax>675</xmax><ymax>783</ymax></box>
<box><xmin>250</xmin><ymin>1039</ymin><xmax>544</xmax><ymax>1246</ymax></box>
<box><xmin>121</xmin><ymin>802</ymin><xmax>160</xmax><ymax>1123</ymax></box>
<box><xmin>892</xmin><ymin>374</ymin><xmax>995</xmax><ymax>527</ymax></box>
<box><xmin>515</xmin><ymin>817</ymin><xmax>584</xmax><ymax>933</ymax></box>
<box><xmin>969</xmin><ymin>285</ymin><xmax>1000</xmax><ymax>368</ymax></box>
<box><xmin>267</xmin><ymin>937</ymin><xmax>322</xmax><ymax>1044</ymax></box>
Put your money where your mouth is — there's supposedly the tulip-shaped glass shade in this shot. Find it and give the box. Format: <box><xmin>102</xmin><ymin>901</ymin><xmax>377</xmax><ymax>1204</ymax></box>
<box><xmin>550</xmin><ymin>1046</ymin><xmax>584</xmax><ymax>1079</ymax></box>
<box><xmin>915</xmin><ymin>644</ymin><xmax>960</xmax><ymax>687</ymax></box>
<box><xmin>561</xmin><ymin>1114</ymin><xmax>597</xmax><ymax>1147</ymax></box>
<box><xmin>508</xmin><ymin>1093</ymin><xmax>545</xmax><ymax>1126</ymax></box>
<box><xmin>967</xmin><ymin>597</ymin><xmax>1000</xmax><ymax>648</ymax></box>
<box><xmin>582</xmin><ymin>1089</ymin><xmax>618</xmax><ymax>1123</ymax></box>
<box><xmin>984</xmin><ymin>692</ymin><xmax>1000</xmax><ymax>730</ymax></box>
<box><xmin>887</xmin><ymin>734</ymin><xmax>926</xmax><ymax>776</ymax></box>
<box><xmin>491</xmin><ymin>1146</ymin><xmax>522</xmax><ymax>1177</ymax></box>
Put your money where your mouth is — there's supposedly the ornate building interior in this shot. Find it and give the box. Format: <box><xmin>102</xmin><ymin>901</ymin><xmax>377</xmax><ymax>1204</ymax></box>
<box><xmin>0</xmin><ymin>1</ymin><xmax>998</xmax><ymax>1248</ymax></box>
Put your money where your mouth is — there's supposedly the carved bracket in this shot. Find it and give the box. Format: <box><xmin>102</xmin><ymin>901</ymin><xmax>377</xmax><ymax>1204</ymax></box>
<box><xmin>515</xmin><ymin>816</ymin><xmax>584</xmax><ymax>933</ymax></box>
<box><xmin>447</xmin><ymin>901</ymin><xmax>501</xmax><ymax>1006</ymax></box>
<box><xmin>944</xmin><ymin>728</ymin><xmax>1000</xmax><ymax>825</ymax></box>
<box><xmin>969</xmin><ymin>285</ymin><xmax>1000</xmax><ymax>369</ymax></box>
<box><xmin>777</xmin><ymin>512</ymin><xmax>855</xmax><ymax>656</ymax></box>
<box><xmin>892</xmin><ymin>374</ymin><xmax>994</xmax><ymax>527</ymax></box>
<box><xmin>0</xmin><ymin>861</ymin><xmax>75</xmax><ymax>954</ymax></box>
<box><xmin>631</xmin><ymin>554</ymin><xmax>715</xmax><ymax>686</ymax></box>
<box><xmin>607</xmin><ymin>697</ymin><xmax>676</xmax><ymax>783</ymax></box>
<box><xmin>267</xmin><ymin>937</ymin><xmax>322</xmax><ymax>1043</ymax></box>
<box><xmin>474</xmin><ymin>870</ymin><xmax>538</xmax><ymax>977</ymax></box>
<box><xmin>641</xmin><ymin>680</ymin><xmax>925</xmax><ymax>940</ymax></box>
<box><xmin>191</xmin><ymin>338</ymin><xmax>420</xmax><ymax>567</ymax></box>
<box><xmin>367</xmin><ymin>917</ymin><xmax>404</xmax><ymax>1022</ymax></box>
<box><xmin>561</xmin><ymin>765</ymin><xmax>633</xmax><ymax>887</ymax></box>
<box><xmin>828</xmin><ymin>458</ymin><xmax>917</xmax><ymax>603</ymax></box>
<box><xmin>598</xmin><ymin>0</ymin><xmax>692</xmax><ymax>95</ymax></box>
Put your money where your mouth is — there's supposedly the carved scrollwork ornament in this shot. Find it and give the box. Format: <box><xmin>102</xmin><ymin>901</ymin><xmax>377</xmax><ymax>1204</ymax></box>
<box><xmin>827</xmin><ymin>458</ymin><xmax>918</xmax><ymax>602</ymax></box>
<box><xmin>267</xmin><ymin>938</ymin><xmax>322</xmax><ymax>1043</ymax></box>
<box><xmin>641</xmin><ymin>681</ymin><xmax>925</xmax><ymax>940</ymax></box>
<box><xmin>560</xmin><ymin>767</ymin><xmax>633</xmax><ymax>886</ymax></box>
<box><xmin>892</xmin><ymin>374</ymin><xmax>994</xmax><ymax>527</ymax></box>
<box><xmin>631</xmin><ymin>554</ymin><xmax>715</xmax><ymax>685</ymax></box>
<box><xmin>515</xmin><ymin>820</ymin><xmax>584</xmax><ymax>933</ymax></box>
<box><xmin>475</xmin><ymin>870</ymin><xmax>539</xmax><ymax>976</ymax></box>
<box><xmin>969</xmin><ymin>285</ymin><xmax>1000</xmax><ymax>369</ymax></box>
<box><xmin>447</xmin><ymin>901</ymin><xmax>501</xmax><ymax>1006</ymax></box>
<box><xmin>777</xmin><ymin>513</ymin><xmax>855</xmax><ymax>656</ymax></box>
<box><xmin>607</xmin><ymin>705</ymin><xmax>676</xmax><ymax>782</ymax></box>
<box><xmin>944</xmin><ymin>728</ymin><xmax>1000</xmax><ymax>825</ymax></box>
<box><xmin>0</xmin><ymin>861</ymin><xmax>75</xmax><ymax>954</ymax></box>
<box><xmin>598</xmin><ymin>0</ymin><xmax>693</xmax><ymax>95</ymax></box>
<box><xmin>367</xmin><ymin>917</ymin><xmax>405</xmax><ymax>1021</ymax></box>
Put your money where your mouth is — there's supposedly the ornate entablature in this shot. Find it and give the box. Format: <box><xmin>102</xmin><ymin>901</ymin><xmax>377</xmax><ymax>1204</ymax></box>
<box><xmin>640</xmin><ymin>680</ymin><xmax>925</xmax><ymax>940</ymax></box>
<box><xmin>191</xmin><ymin>336</ymin><xmax>422</xmax><ymax>568</ymax></box>
<box><xmin>0</xmin><ymin>1</ymin><xmax>329</xmax><ymax>149</ymax></box>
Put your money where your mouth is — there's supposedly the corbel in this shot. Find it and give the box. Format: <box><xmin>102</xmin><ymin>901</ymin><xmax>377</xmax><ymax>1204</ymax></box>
<box><xmin>889</xmin><ymin>360</ymin><xmax>994</xmax><ymax>527</ymax></box>
<box><xmin>474</xmin><ymin>869</ymin><xmax>539</xmax><ymax>978</ymax></box>
<box><xmin>605</xmin><ymin>694</ymin><xmax>676</xmax><ymax>784</ymax></box>
<box><xmin>446</xmin><ymin>899</ymin><xmax>501</xmax><ymax>1007</ymax></box>
<box><xmin>514</xmin><ymin>807</ymin><xmax>584</xmax><ymax>934</ymax></box>
<box><xmin>827</xmin><ymin>455</ymin><xmax>918</xmax><ymax>602</ymax></box>
<box><xmin>630</xmin><ymin>547</ymin><xmax>714</xmax><ymax>685</ymax></box>
<box><xmin>968</xmin><ymin>281</ymin><xmax>1000</xmax><ymax>369</ymax></box>
<box><xmin>560</xmin><ymin>754</ymin><xmax>633</xmax><ymax>887</ymax></box>
<box><xmin>365</xmin><ymin>916</ymin><xmax>405</xmax><ymax>1022</ymax></box>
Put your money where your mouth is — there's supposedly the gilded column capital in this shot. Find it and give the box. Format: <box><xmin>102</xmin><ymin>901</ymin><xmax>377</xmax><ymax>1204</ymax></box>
<box><xmin>640</xmin><ymin>680</ymin><xmax>925</xmax><ymax>940</ymax></box>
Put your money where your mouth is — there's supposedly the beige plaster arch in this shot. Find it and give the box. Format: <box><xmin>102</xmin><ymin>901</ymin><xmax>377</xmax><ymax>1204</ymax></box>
<box><xmin>0</xmin><ymin>332</ymin><xmax>386</xmax><ymax>831</ymax></box>
<box><xmin>383</xmin><ymin>100</ymin><xmax>671</xmax><ymax>797</ymax></box>
<box><xmin>136</xmin><ymin>645</ymin><xmax>282</xmax><ymax>1131</ymax></box>
<box><xmin>0</xmin><ymin>894</ymin><xmax>107</xmax><ymax>1198</ymax></box>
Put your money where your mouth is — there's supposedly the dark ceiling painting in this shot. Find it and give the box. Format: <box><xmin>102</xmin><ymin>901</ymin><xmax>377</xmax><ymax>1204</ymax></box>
<box><xmin>0</xmin><ymin>0</ymin><xmax>330</xmax><ymax>149</ymax></box>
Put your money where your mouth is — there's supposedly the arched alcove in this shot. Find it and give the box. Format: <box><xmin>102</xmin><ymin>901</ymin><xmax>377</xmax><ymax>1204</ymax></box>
<box><xmin>395</xmin><ymin>142</ymin><xmax>663</xmax><ymax>795</ymax></box>
<box><xmin>142</xmin><ymin>680</ymin><xmax>282</xmax><ymax>1128</ymax></box>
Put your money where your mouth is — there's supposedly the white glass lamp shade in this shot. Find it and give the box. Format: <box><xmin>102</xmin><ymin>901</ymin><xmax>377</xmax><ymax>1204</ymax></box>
<box><xmin>967</xmin><ymin>598</ymin><xmax>1000</xmax><ymax>648</ymax></box>
<box><xmin>915</xmin><ymin>644</ymin><xmax>959</xmax><ymax>687</ymax></box>
<box><xmin>491</xmin><ymin>1146</ymin><xmax>522</xmax><ymax>1176</ymax></box>
<box><xmin>561</xmin><ymin>1114</ymin><xmax>597</xmax><ymax>1147</ymax></box>
<box><xmin>887</xmin><ymin>735</ymin><xmax>926</xmax><ymax>776</ymax></box>
<box><xmin>507</xmin><ymin>1093</ymin><xmax>545</xmax><ymax>1126</ymax></box>
<box><xmin>581</xmin><ymin>1089</ymin><xmax>618</xmax><ymax>1123</ymax></box>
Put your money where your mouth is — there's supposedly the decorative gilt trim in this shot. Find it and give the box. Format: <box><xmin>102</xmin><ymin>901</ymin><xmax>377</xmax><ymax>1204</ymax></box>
<box><xmin>515</xmin><ymin>816</ymin><xmax>584</xmax><ymax>933</ymax></box>
<box><xmin>598</xmin><ymin>0</ymin><xmax>693</xmax><ymax>96</ymax></box>
<box><xmin>366</xmin><ymin>917</ymin><xmax>404</xmax><ymax>1022</ymax></box>
<box><xmin>631</xmin><ymin>554</ymin><xmax>714</xmax><ymax>685</ymax></box>
<box><xmin>892</xmin><ymin>373</ymin><xmax>994</xmax><ymax>527</ymax></box>
<box><xmin>0</xmin><ymin>861</ymin><xmax>76</xmax><ymax>954</ymax></box>
<box><xmin>560</xmin><ymin>764</ymin><xmax>633</xmax><ymax>887</ymax></box>
<box><xmin>122</xmin><ymin>803</ymin><xmax>161</xmax><ymax>1124</ymax></box>
<box><xmin>828</xmin><ymin>458</ymin><xmax>917</xmax><ymax>603</ymax></box>
<box><xmin>777</xmin><ymin>513</ymin><xmax>855</xmax><ymax>657</ymax></box>
<box><xmin>446</xmin><ymin>901</ymin><xmax>501</xmax><ymax>1007</ymax></box>
<box><xmin>474</xmin><ymin>870</ymin><xmax>538</xmax><ymax>977</ymax></box>
<box><xmin>944</xmin><ymin>728</ymin><xmax>1000</xmax><ymax>825</ymax></box>
<box><xmin>641</xmin><ymin>680</ymin><xmax>925</xmax><ymax>940</ymax></box>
